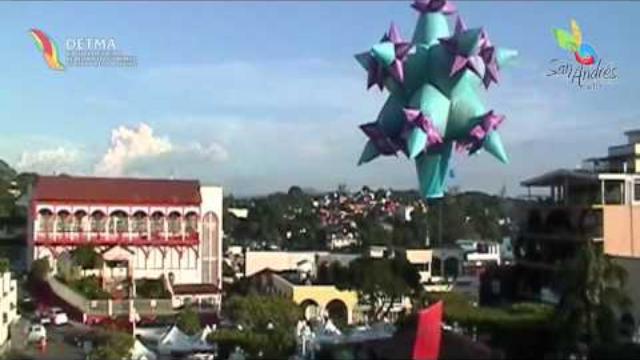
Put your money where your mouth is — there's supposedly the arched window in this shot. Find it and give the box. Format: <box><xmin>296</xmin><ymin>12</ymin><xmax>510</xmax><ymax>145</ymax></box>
<box><xmin>185</xmin><ymin>211</ymin><xmax>198</xmax><ymax>236</ymax></box>
<box><xmin>74</xmin><ymin>210</ymin><xmax>87</xmax><ymax>232</ymax></box>
<box><xmin>57</xmin><ymin>210</ymin><xmax>71</xmax><ymax>233</ymax></box>
<box><xmin>150</xmin><ymin>211</ymin><xmax>164</xmax><ymax>238</ymax></box>
<box><xmin>38</xmin><ymin>209</ymin><xmax>54</xmax><ymax>233</ymax></box>
<box><xmin>132</xmin><ymin>211</ymin><xmax>148</xmax><ymax>237</ymax></box>
<box><xmin>168</xmin><ymin>211</ymin><xmax>181</xmax><ymax>236</ymax></box>
<box><xmin>109</xmin><ymin>210</ymin><xmax>128</xmax><ymax>234</ymax></box>
<box><xmin>90</xmin><ymin>210</ymin><xmax>106</xmax><ymax>233</ymax></box>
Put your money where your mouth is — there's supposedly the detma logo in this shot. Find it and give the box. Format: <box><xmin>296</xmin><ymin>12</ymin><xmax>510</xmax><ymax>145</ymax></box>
<box><xmin>553</xmin><ymin>20</ymin><xmax>597</xmax><ymax>66</ymax></box>
<box><xmin>29</xmin><ymin>28</ymin><xmax>64</xmax><ymax>71</ymax></box>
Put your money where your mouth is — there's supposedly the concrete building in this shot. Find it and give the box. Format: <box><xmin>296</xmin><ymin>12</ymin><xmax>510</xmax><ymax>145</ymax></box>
<box><xmin>404</xmin><ymin>248</ymin><xmax>476</xmax><ymax>296</ymax></box>
<box><xmin>244</xmin><ymin>250</ymin><xmax>329</xmax><ymax>277</ymax></box>
<box><xmin>26</xmin><ymin>176</ymin><xmax>223</xmax><ymax>294</ymax></box>
<box><xmin>0</xmin><ymin>271</ymin><xmax>17</xmax><ymax>350</ymax></box>
<box><xmin>515</xmin><ymin>130</ymin><xmax>640</xmax><ymax>322</ymax></box>
<box><xmin>456</xmin><ymin>240</ymin><xmax>502</xmax><ymax>267</ymax></box>
<box><xmin>599</xmin><ymin>173</ymin><xmax>640</xmax><ymax>322</ymax></box>
<box><xmin>248</xmin><ymin>269</ymin><xmax>359</xmax><ymax>324</ymax></box>
<box><xmin>584</xmin><ymin>129</ymin><xmax>640</xmax><ymax>173</ymax></box>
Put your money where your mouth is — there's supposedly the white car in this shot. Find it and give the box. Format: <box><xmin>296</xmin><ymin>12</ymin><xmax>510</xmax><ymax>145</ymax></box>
<box><xmin>27</xmin><ymin>324</ymin><xmax>47</xmax><ymax>343</ymax></box>
<box><xmin>49</xmin><ymin>307</ymin><xmax>68</xmax><ymax>325</ymax></box>
<box><xmin>35</xmin><ymin>308</ymin><xmax>51</xmax><ymax>325</ymax></box>
<box><xmin>187</xmin><ymin>354</ymin><xmax>214</xmax><ymax>360</ymax></box>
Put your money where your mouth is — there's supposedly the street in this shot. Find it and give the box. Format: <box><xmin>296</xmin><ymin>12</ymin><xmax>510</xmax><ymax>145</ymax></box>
<box><xmin>10</xmin><ymin>316</ymin><xmax>90</xmax><ymax>360</ymax></box>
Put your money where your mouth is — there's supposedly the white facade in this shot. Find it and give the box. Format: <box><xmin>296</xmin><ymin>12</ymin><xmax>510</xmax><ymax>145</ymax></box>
<box><xmin>465</xmin><ymin>243</ymin><xmax>502</xmax><ymax>266</ymax></box>
<box><xmin>0</xmin><ymin>271</ymin><xmax>18</xmax><ymax>348</ymax></box>
<box><xmin>328</xmin><ymin>233</ymin><xmax>357</xmax><ymax>250</ymax></box>
<box><xmin>27</xmin><ymin>182</ymin><xmax>223</xmax><ymax>289</ymax></box>
<box><xmin>244</xmin><ymin>250</ymin><xmax>329</xmax><ymax>277</ymax></box>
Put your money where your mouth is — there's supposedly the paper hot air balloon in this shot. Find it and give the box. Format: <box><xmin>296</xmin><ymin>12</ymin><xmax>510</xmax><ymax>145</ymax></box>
<box><xmin>355</xmin><ymin>0</ymin><xmax>517</xmax><ymax>199</ymax></box>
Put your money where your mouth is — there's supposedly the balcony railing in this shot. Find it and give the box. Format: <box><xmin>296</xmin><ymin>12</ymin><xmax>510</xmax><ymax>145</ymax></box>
<box><xmin>34</xmin><ymin>231</ymin><xmax>199</xmax><ymax>247</ymax></box>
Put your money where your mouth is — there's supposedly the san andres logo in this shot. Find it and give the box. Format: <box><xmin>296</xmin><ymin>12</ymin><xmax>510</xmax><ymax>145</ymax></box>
<box><xmin>29</xmin><ymin>28</ymin><xmax>137</xmax><ymax>71</ymax></box>
<box><xmin>546</xmin><ymin>20</ymin><xmax>617</xmax><ymax>90</ymax></box>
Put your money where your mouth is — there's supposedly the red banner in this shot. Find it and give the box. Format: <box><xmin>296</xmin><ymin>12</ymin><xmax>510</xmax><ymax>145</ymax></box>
<box><xmin>412</xmin><ymin>301</ymin><xmax>443</xmax><ymax>360</ymax></box>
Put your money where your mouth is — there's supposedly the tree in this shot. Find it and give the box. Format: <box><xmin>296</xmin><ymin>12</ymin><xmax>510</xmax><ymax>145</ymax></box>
<box><xmin>89</xmin><ymin>331</ymin><xmax>134</xmax><ymax>360</ymax></box>
<box><xmin>287</xmin><ymin>186</ymin><xmax>304</xmax><ymax>198</ymax></box>
<box><xmin>334</xmin><ymin>254</ymin><xmax>421</xmax><ymax>321</ymax></box>
<box><xmin>225</xmin><ymin>295</ymin><xmax>301</xmax><ymax>331</ymax></box>
<box><xmin>30</xmin><ymin>257</ymin><xmax>50</xmax><ymax>282</ymax></box>
<box><xmin>136</xmin><ymin>278</ymin><xmax>170</xmax><ymax>299</ymax></box>
<box><xmin>555</xmin><ymin>242</ymin><xmax>631</xmax><ymax>354</ymax></box>
<box><xmin>211</xmin><ymin>295</ymin><xmax>301</xmax><ymax>358</ymax></box>
<box><xmin>176</xmin><ymin>305</ymin><xmax>202</xmax><ymax>335</ymax></box>
<box><xmin>0</xmin><ymin>258</ymin><xmax>9</xmax><ymax>274</ymax></box>
<box><xmin>71</xmin><ymin>245</ymin><xmax>103</xmax><ymax>269</ymax></box>
<box><xmin>357</xmin><ymin>213</ymin><xmax>390</xmax><ymax>247</ymax></box>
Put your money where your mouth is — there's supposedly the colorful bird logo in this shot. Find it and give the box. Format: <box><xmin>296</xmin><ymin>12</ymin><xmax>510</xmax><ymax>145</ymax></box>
<box><xmin>29</xmin><ymin>29</ymin><xmax>64</xmax><ymax>71</ymax></box>
<box><xmin>553</xmin><ymin>20</ymin><xmax>597</xmax><ymax>66</ymax></box>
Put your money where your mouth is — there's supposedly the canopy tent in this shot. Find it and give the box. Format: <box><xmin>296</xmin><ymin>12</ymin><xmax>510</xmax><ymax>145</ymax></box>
<box><xmin>131</xmin><ymin>339</ymin><xmax>157</xmax><ymax>360</ymax></box>
<box><xmin>156</xmin><ymin>325</ymin><xmax>215</xmax><ymax>355</ymax></box>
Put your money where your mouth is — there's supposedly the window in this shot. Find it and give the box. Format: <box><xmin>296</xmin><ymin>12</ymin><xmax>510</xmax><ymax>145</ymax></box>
<box><xmin>635</xmin><ymin>180</ymin><xmax>640</xmax><ymax>202</ymax></box>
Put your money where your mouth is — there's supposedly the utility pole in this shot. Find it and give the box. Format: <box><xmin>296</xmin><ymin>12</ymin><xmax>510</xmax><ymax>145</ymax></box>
<box><xmin>438</xmin><ymin>200</ymin><xmax>443</xmax><ymax>247</ymax></box>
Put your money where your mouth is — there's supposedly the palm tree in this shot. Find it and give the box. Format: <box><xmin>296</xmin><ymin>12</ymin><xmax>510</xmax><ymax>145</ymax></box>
<box><xmin>555</xmin><ymin>241</ymin><xmax>631</xmax><ymax>354</ymax></box>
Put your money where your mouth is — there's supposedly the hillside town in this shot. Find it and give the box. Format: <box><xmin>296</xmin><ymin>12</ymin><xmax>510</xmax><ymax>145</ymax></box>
<box><xmin>0</xmin><ymin>128</ymin><xmax>634</xmax><ymax>359</ymax></box>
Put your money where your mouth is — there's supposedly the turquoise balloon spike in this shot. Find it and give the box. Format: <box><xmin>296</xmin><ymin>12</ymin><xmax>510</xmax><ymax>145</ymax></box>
<box><xmin>355</xmin><ymin>1</ymin><xmax>517</xmax><ymax>199</ymax></box>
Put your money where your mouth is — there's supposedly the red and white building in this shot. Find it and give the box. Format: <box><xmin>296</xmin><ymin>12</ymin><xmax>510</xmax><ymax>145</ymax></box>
<box><xmin>26</xmin><ymin>176</ymin><xmax>223</xmax><ymax>289</ymax></box>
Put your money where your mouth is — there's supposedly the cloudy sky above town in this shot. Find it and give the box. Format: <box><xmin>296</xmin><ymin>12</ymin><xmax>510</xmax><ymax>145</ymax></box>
<box><xmin>1</xmin><ymin>1</ymin><xmax>639</xmax><ymax>196</ymax></box>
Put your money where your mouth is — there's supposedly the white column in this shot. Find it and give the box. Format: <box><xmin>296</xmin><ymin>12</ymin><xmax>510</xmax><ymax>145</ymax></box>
<box><xmin>105</xmin><ymin>216</ymin><xmax>111</xmax><ymax>238</ymax></box>
<box><xmin>52</xmin><ymin>213</ymin><xmax>58</xmax><ymax>241</ymax></box>
<box><xmin>128</xmin><ymin>213</ymin><xmax>132</xmax><ymax>242</ymax></box>
<box><xmin>163</xmin><ymin>217</ymin><xmax>169</xmax><ymax>242</ymax></box>
<box><xmin>146</xmin><ymin>217</ymin><xmax>151</xmax><ymax>241</ymax></box>
<box><xmin>181</xmin><ymin>216</ymin><xmax>186</xmax><ymax>241</ymax></box>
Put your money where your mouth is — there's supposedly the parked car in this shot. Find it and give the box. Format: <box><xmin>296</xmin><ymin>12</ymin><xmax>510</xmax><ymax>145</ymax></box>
<box><xmin>187</xmin><ymin>354</ymin><xmax>214</xmax><ymax>360</ymax></box>
<box><xmin>49</xmin><ymin>307</ymin><xmax>69</xmax><ymax>325</ymax></box>
<box><xmin>38</xmin><ymin>313</ymin><xmax>51</xmax><ymax>325</ymax></box>
<box><xmin>27</xmin><ymin>324</ymin><xmax>47</xmax><ymax>343</ymax></box>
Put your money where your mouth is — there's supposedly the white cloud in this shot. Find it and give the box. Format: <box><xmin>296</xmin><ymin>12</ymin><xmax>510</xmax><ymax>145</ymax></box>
<box><xmin>94</xmin><ymin>123</ymin><xmax>173</xmax><ymax>176</ymax></box>
<box><xmin>94</xmin><ymin>123</ymin><xmax>228</xmax><ymax>178</ymax></box>
<box><xmin>17</xmin><ymin>147</ymin><xmax>81</xmax><ymax>175</ymax></box>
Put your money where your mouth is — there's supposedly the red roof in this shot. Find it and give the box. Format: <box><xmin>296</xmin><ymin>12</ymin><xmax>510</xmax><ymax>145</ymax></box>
<box><xmin>32</xmin><ymin>175</ymin><xmax>201</xmax><ymax>205</ymax></box>
<box><xmin>172</xmin><ymin>283</ymin><xmax>220</xmax><ymax>295</ymax></box>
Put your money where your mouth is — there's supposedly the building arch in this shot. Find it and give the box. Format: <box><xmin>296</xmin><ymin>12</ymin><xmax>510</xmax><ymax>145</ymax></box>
<box><xmin>73</xmin><ymin>210</ymin><xmax>88</xmax><ymax>232</ymax></box>
<box><xmin>167</xmin><ymin>211</ymin><xmax>182</xmax><ymax>237</ymax></box>
<box><xmin>38</xmin><ymin>208</ymin><xmax>54</xmax><ymax>233</ymax></box>
<box><xmin>300</xmin><ymin>299</ymin><xmax>321</xmax><ymax>321</ymax></box>
<box><xmin>150</xmin><ymin>211</ymin><xmax>165</xmax><ymax>238</ymax></box>
<box><xmin>185</xmin><ymin>211</ymin><xmax>198</xmax><ymax>237</ymax></box>
<box><xmin>56</xmin><ymin>209</ymin><xmax>72</xmax><ymax>233</ymax></box>
<box><xmin>109</xmin><ymin>210</ymin><xmax>128</xmax><ymax>235</ymax></box>
<box><xmin>90</xmin><ymin>210</ymin><xmax>107</xmax><ymax>233</ymax></box>
<box><xmin>325</xmin><ymin>299</ymin><xmax>348</xmax><ymax>326</ymax></box>
<box><xmin>132</xmin><ymin>210</ymin><xmax>148</xmax><ymax>237</ymax></box>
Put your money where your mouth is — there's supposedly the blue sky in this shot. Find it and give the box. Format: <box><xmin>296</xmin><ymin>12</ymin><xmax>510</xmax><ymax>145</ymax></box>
<box><xmin>1</xmin><ymin>1</ymin><xmax>639</xmax><ymax>196</ymax></box>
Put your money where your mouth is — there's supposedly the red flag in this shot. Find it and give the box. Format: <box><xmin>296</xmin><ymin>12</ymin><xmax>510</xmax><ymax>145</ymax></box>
<box><xmin>412</xmin><ymin>301</ymin><xmax>443</xmax><ymax>360</ymax></box>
